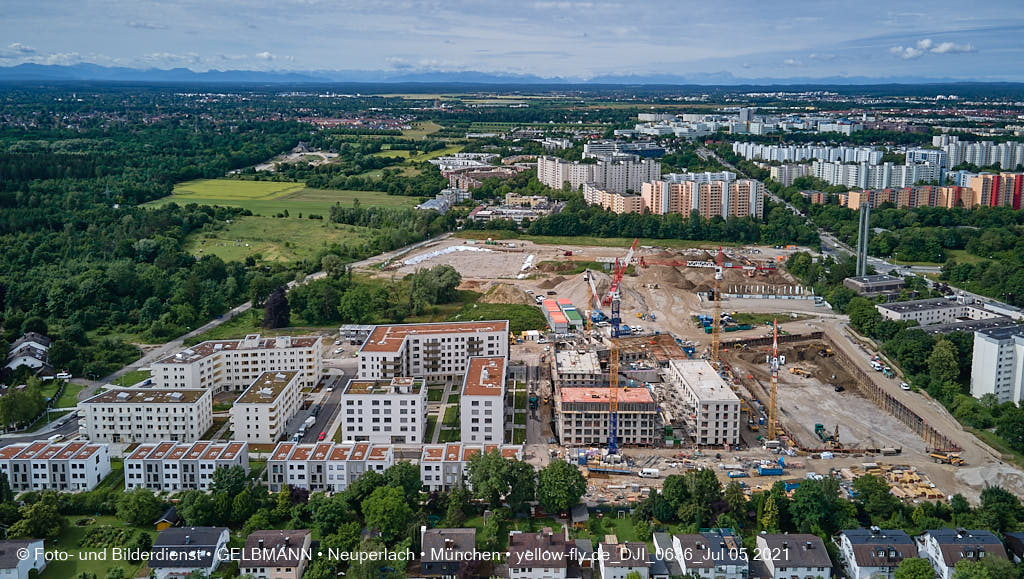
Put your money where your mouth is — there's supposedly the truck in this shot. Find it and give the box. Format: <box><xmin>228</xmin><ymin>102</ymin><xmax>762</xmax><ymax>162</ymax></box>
<box><xmin>930</xmin><ymin>451</ymin><xmax>965</xmax><ymax>466</ymax></box>
<box><xmin>789</xmin><ymin>367</ymin><xmax>811</xmax><ymax>377</ymax></box>
<box><xmin>727</xmin><ymin>471</ymin><xmax>749</xmax><ymax>478</ymax></box>
<box><xmin>638</xmin><ymin>468</ymin><xmax>661</xmax><ymax>478</ymax></box>
<box><xmin>528</xmin><ymin>396</ymin><xmax>539</xmax><ymax>410</ymax></box>
<box><xmin>304</xmin><ymin>416</ymin><xmax>316</xmax><ymax>430</ymax></box>
<box><xmin>757</xmin><ymin>463</ymin><xmax>784</xmax><ymax>476</ymax></box>
<box><xmin>882</xmin><ymin>367</ymin><xmax>895</xmax><ymax>378</ymax></box>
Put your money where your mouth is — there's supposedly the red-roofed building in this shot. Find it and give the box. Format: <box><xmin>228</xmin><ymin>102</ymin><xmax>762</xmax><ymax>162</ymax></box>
<box><xmin>0</xmin><ymin>440</ymin><xmax>111</xmax><ymax>492</ymax></box>
<box><xmin>357</xmin><ymin>321</ymin><xmax>508</xmax><ymax>382</ymax></box>
<box><xmin>460</xmin><ymin>357</ymin><xmax>506</xmax><ymax>444</ymax></box>
<box><xmin>125</xmin><ymin>440</ymin><xmax>249</xmax><ymax>492</ymax></box>
<box><xmin>556</xmin><ymin>387</ymin><xmax>658</xmax><ymax>447</ymax></box>
<box><xmin>419</xmin><ymin>443</ymin><xmax>523</xmax><ymax>492</ymax></box>
<box><xmin>266</xmin><ymin>441</ymin><xmax>394</xmax><ymax>493</ymax></box>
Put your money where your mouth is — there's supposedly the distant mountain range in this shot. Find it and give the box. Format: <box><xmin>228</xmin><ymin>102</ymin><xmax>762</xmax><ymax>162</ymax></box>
<box><xmin>0</xmin><ymin>62</ymin><xmax>1013</xmax><ymax>86</ymax></box>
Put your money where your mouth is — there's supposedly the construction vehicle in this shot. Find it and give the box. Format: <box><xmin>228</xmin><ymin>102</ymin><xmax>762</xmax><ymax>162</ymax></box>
<box><xmin>789</xmin><ymin>367</ymin><xmax>811</xmax><ymax>377</ymax></box>
<box><xmin>818</xmin><ymin>347</ymin><xmax>834</xmax><ymax>358</ymax></box>
<box><xmin>529</xmin><ymin>396</ymin><xmax>539</xmax><ymax>410</ymax></box>
<box><xmin>930</xmin><ymin>451</ymin><xmax>965</xmax><ymax>466</ymax></box>
<box><xmin>882</xmin><ymin>367</ymin><xmax>895</xmax><ymax>378</ymax></box>
<box><xmin>563</xmin><ymin>250</ymin><xmax>573</xmax><ymax>256</ymax></box>
<box><xmin>748</xmin><ymin>419</ymin><xmax>760</xmax><ymax>431</ymax></box>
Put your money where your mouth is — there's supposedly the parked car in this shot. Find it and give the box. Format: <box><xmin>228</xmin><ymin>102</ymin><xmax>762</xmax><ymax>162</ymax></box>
<box><xmin>333</xmin><ymin>347</ymin><xmax>344</xmax><ymax>354</ymax></box>
<box><xmin>318</xmin><ymin>431</ymin><xmax>326</xmax><ymax>441</ymax></box>
<box><xmin>55</xmin><ymin>372</ymin><xmax>72</xmax><ymax>380</ymax></box>
<box><xmin>900</xmin><ymin>382</ymin><xmax>910</xmax><ymax>391</ymax></box>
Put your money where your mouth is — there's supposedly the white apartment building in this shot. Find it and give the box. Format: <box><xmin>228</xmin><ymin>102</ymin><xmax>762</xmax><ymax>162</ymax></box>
<box><xmin>0</xmin><ymin>440</ymin><xmax>110</xmax><ymax>492</ymax></box>
<box><xmin>124</xmin><ymin>440</ymin><xmax>248</xmax><ymax>492</ymax></box>
<box><xmin>556</xmin><ymin>387</ymin><xmax>658</xmax><ymax>447</ymax></box>
<box><xmin>340</xmin><ymin>376</ymin><xmax>427</xmax><ymax>444</ymax></box>
<box><xmin>152</xmin><ymin>334</ymin><xmax>322</xmax><ymax>393</ymax></box>
<box><xmin>918</xmin><ymin>529</ymin><xmax>1008</xmax><ymax>579</ymax></box>
<box><xmin>875</xmin><ymin>297</ymin><xmax>1003</xmax><ymax>325</ymax></box>
<box><xmin>733</xmin><ymin>142</ymin><xmax>882</xmax><ymax>165</ymax></box>
<box><xmin>537</xmin><ymin>155</ymin><xmax>660</xmax><ymax>194</ymax></box>
<box><xmin>755</xmin><ymin>534</ymin><xmax>832</xmax><ymax>579</ymax></box>
<box><xmin>666</xmin><ymin>359</ymin><xmax>740</xmax><ymax>446</ymax></box>
<box><xmin>837</xmin><ymin>528</ymin><xmax>917</xmax><ymax>579</ymax></box>
<box><xmin>419</xmin><ymin>442</ymin><xmax>523</xmax><ymax>492</ymax></box>
<box><xmin>936</xmin><ymin>135</ymin><xmax>1024</xmax><ymax>171</ymax></box>
<box><xmin>811</xmin><ymin>160</ymin><xmax>942</xmax><ymax>189</ymax></box>
<box><xmin>80</xmin><ymin>388</ymin><xmax>213</xmax><ymax>444</ymax></box>
<box><xmin>971</xmin><ymin>326</ymin><xmax>1024</xmax><ymax>404</ymax></box>
<box><xmin>230</xmin><ymin>371</ymin><xmax>302</xmax><ymax>444</ymax></box>
<box><xmin>461</xmin><ymin>356</ymin><xmax>506</xmax><ymax>444</ymax></box>
<box><xmin>265</xmin><ymin>441</ymin><xmax>393</xmax><ymax>493</ymax></box>
<box><xmin>357</xmin><ymin>321</ymin><xmax>509</xmax><ymax>382</ymax></box>
<box><xmin>769</xmin><ymin>164</ymin><xmax>812</xmax><ymax>187</ymax></box>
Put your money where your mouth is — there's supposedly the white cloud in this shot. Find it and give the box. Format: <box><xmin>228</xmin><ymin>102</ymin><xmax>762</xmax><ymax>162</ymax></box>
<box><xmin>783</xmin><ymin>58</ymin><xmax>801</xmax><ymax>66</ymax></box>
<box><xmin>931</xmin><ymin>41</ymin><xmax>975</xmax><ymax>54</ymax></box>
<box><xmin>255</xmin><ymin>51</ymin><xmax>275</xmax><ymax>60</ymax></box>
<box><xmin>808</xmin><ymin>53</ymin><xmax>836</xmax><ymax>61</ymax></box>
<box><xmin>890</xmin><ymin>38</ymin><xmax>975</xmax><ymax>59</ymax></box>
<box><xmin>126</xmin><ymin>21</ymin><xmax>167</xmax><ymax>30</ymax></box>
<box><xmin>8</xmin><ymin>43</ymin><xmax>36</xmax><ymax>55</ymax></box>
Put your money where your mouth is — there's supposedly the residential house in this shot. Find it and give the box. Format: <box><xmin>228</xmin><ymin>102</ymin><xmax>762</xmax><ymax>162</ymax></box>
<box><xmin>150</xmin><ymin>527</ymin><xmax>230</xmax><ymax>579</ymax></box>
<box><xmin>239</xmin><ymin>529</ymin><xmax>313</xmax><ymax>579</ymax></box>
<box><xmin>838</xmin><ymin>528</ymin><xmax>917</xmax><ymax>579</ymax></box>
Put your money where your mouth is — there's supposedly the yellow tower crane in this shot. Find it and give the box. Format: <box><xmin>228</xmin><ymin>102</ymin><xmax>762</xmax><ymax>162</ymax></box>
<box><xmin>768</xmin><ymin>318</ymin><xmax>780</xmax><ymax>442</ymax></box>
<box><xmin>711</xmin><ymin>248</ymin><xmax>724</xmax><ymax>370</ymax></box>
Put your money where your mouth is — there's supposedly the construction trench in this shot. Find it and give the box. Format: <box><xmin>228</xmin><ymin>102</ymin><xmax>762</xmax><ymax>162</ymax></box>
<box><xmin>721</xmin><ymin>332</ymin><xmax>959</xmax><ymax>455</ymax></box>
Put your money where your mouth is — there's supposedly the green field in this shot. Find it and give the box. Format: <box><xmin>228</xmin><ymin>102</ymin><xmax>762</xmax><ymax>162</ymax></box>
<box><xmin>148</xmin><ymin>179</ymin><xmax>419</xmax><ymax>215</ymax></box>
<box><xmin>41</xmin><ymin>515</ymin><xmax>155</xmax><ymax>579</ymax></box>
<box><xmin>402</xmin><ymin>120</ymin><xmax>443</xmax><ymax>139</ymax></box>
<box><xmin>185</xmin><ymin>215</ymin><xmax>370</xmax><ymax>262</ymax></box>
<box><xmin>455</xmin><ymin>230</ymin><xmax>739</xmax><ymax>250</ymax></box>
<box><xmin>113</xmin><ymin>370</ymin><xmax>151</xmax><ymax>387</ymax></box>
<box><xmin>184</xmin><ymin>311</ymin><xmax>337</xmax><ymax>345</ymax></box>
<box><xmin>372</xmin><ymin>144</ymin><xmax>464</xmax><ymax>163</ymax></box>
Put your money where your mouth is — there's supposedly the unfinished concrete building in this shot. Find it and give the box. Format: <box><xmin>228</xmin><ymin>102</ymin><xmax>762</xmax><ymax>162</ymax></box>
<box><xmin>553</xmin><ymin>349</ymin><xmax>604</xmax><ymax>388</ymax></box>
<box><xmin>666</xmin><ymin>359</ymin><xmax>740</xmax><ymax>446</ymax></box>
<box><xmin>556</xmin><ymin>387</ymin><xmax>658</xmax><ymax>446</ymax></box>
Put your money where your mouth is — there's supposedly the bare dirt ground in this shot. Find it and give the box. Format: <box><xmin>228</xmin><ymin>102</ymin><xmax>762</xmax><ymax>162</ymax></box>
<box><xmin>359</xmin><ymin>238</ymin><xmax>1024</xmax><ymax>503</ymax></box>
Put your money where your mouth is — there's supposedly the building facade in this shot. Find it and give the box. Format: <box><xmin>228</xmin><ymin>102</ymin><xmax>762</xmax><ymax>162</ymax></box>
<box><xmin>640</xmin><ymin>173</ymin><xmax>765</xmax><ymax>220</ymax></box>
<box><xmin>419</xmin><ymin>443</ymin><xmax>523</xmax><ymax>492</ymax></box>
<box><xmin>0</xmin><ymin>441</ymin><xmax>110</xmax><ymax>492</ymax></box>
<box><xmin>80</xmin><ymin>388</ymin><xmax>213</xmax><ymax>443</ymax></box>
<box><xmin>665</xmin><ymin>359</ymin><xmax>740</xmax><ymax>446</ymax></box>
<box><xmin>875</xmin><ymin>297</ymin><xmax>1003</xmax><ymax>326</ymax></box>
<box><xmin>230</xmin><ymin>371</ymin><xmax>302</xmax><ymax>444</ymax></box>
<box><xmin>152</xmin><ymin>334</ymin><xmax>322</xmax><ymax>393</ymax></box>
<box><xmin>556</xmin><ymin>387</ymin><xmax>658</xmax><ymax>447</ymax></box>
<box><xmin>755</xmin><ymin>534</ymin><xmax>831</xmax><ymax>579</ymax></box>
<box><xmin>357</xmin><ymin>321</ymin><xmax>509</xmax><ymax>382</ymax></box>
<box><xmin>838</xmin><ymin>528</ymin><xmax>916</xmax><ymax>579</ymax></box>
<box><xmin>971</xmin><ymin>325</ymin><xmax>1024</xmax><ymax>404</ymax></box>
<box><xmin>461</xmin><ymin>356</ymin><xmax>506</xmax><ymax>444</ymax></box>
<box><xmin>239</xmin><ymin>530</ymin><xmax>312</xmax><ymax>579</ymax></box>
<box><xmin>124</xmin><ymin>440</ymin><xmax>248</xmax><ymax>492</ymax></box>
<box><xmin>265</xmin><ymin>441</ymin><xmax>394</xmax><ymax>493</ymax></box>
<box><xmin>918</xmin><ymin>529</ymin><xmax>1008</xmax><ymax>579</ymax></box>
<box><xmin>340</xmin><ymin>377</ymin><xmax>427</xmax><ymax>444</ymax></box>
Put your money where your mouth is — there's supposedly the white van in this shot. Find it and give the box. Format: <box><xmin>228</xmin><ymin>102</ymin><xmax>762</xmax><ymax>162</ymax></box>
<box><xmin>638</xmin><ymin>468</ymin><xmax>661</xmax><ymax>478</ymax></box>
<box><xmin>871</xmin><ymin>361</ymin><xmax>883</xmax><ymax>371</ymax></box>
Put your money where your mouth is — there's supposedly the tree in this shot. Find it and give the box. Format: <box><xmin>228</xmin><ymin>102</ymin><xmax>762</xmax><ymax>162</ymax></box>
<box><xmin>384</xmin><ymin>461</ymin><xmax>423</xmax><ymax>505</ymax></box>
<box><xmin>20</xmin><ymin>316</ymin><xmax>48</xmax><ymax>336</ymax></box>
<box><xmin>321</xmin><ymin>255</ymin><xmax>345</xmax><ymax>278</ymax></box>
<box><xmin>789</xmin><ymin>477</ymin><xmax>855</xmax><ymax>535</ymax></box>
<box><xmin>9</xmin><ymin>494</ymin><xmax>66</xmax><ymax>540</ymax></box>
<box><xmin>724</xmin><ymin>481</ymin><xmax>748</xmax><ymax>521</ymax></box>
<box><xmin>210</xmin><ymin>465</ymin><xmax>248</xmax><ymax>497</ymax></box>
<box><xmin>178</xmin><ymin>490</ymin><xmax>215</xmax><ymax>526</ymax></box>
<box><xmin>505</xmin><ymin>461</ymin><xmax>537</xmax><ymax>512</ymax></box>
<box><xmin>853</xmin><ymin>475</ymin><xmax>902</xmax><ymax>524</ymax></box>
<box><xmin>928</xmin><ymin>339</ymin><xmax>960</xmax><ymax>387</ymax></box>
<box><xmin>894</xmin><ymin>557</ymin><xmax>938</xmax><ymax>579</ymax></box>
<box><xmin>536</xmin><ymin>461</ymin><xmax>586</xmax><ymax>514</ymax></box>
<box><xmin>361</xmin><ymin>486</ymin><xmax>412</xmax><ymax>544</ymax></box>
<box><xmin>0</xmin><ymin>472</ymin><xmax>14</xmax><ymax>504</ymax></box>
<box><xmin>996</xmin><ymin>408</ymin><xmax>1024</xmax><ymax>453</ymax></box>
<box><xmin>443</xmin><ymin>487</ymin><xmax>469</xmax><ymax>528</ymax></box>
<box><xmin>953</xmin><ymin>556</ymin><xmax>1019</xmax><ymax>579</ymax></box>
<box><xmin>128</xmin><ymin>532</ymin><xmax>152</xmax><ymax>563</ymax></box>
<box><xmin>661</xmin><ymin>475</ymin><xmax>689</xmax><ymax>512</ymax></box>
<box><xmin>760</xmin><ymin>492</ymin><xmax>780</xmax><ymax>532</ymax></box>
<box><xmin>263</xmin><ymin>285</ymin><xmax>290</xmax><ymax>329</ymax></box>
<box><xmin>116</xmin><ymin>488</ymin><xmax>164</xmax><ymax>526</ymax></box>
<box><xmin>465</xmin><ymin>450</ymin><xmax>534</xmax><ymax>511</ymax></box>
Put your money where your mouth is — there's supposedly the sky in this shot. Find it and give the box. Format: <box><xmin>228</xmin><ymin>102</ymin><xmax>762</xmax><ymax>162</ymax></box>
<box><xmin>1</xmin><ymin>0</ymin><xmax>1023</xmax><ymax>81</ymax></box>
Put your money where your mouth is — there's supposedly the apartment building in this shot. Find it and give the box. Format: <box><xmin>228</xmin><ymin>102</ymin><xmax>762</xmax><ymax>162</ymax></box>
<box><xmin>769</xmin><ymin>163</ymin><xmax>812</xmax><ymax>187</ymax></box>
<box><xmin>755</xmin><ymin>534</ymin><xmax>832</xmax><ymax>579</ymax></box>
<box><xmin>265</xmin><ymin>441</ymin><xmax>394</xmax><ymax>493</ymax></box>
<box><xmin>875</xmin><ymin>297</ymin><xmax>1003</xmax><ymax>326</ymax></box>
<box><xmin>461</xmin><ymin>356</ymin><xmax>506</xmax><ymax>444</ymax></box>
<box><xmin>970</xmin><ymin>325</ymin><xmax>1024</xmax><ymax>404</ymax></box>
<box><xmin>80</xmin><ymin>388</ymin><xmax>213</xmax><ymax>443</ymax></box>
<box><xmin>843</xmin><ymin>275</ymin><xmax>906</xmax><ymax>299</ymax></box>
<box><xmin>666</xmin><ymin>359</ymin><xmax>740</xmax><ymax>446</ymax></box>
<box><xmin>583</xmin><ymin>140</ymin><xmax>665</xmax><ymax>159</ymax></box>
<box><xmin>419</xmin><ymin>443</ymin><xmax>523</xmax><ymax>492</ymax></box>
<box><xmin>538</xmin><ymin>155</ymin><xmax>660</xmax><ymax>194</ymax></box>
<box><xmin>597</xmin><ymin>540</ymin><xmax>650</xmax><ymax>579</ymax></box>
<box><xmin>0</xmin><ymin>440</ymin><xmax>110</xmax><ymax>492</ymax></box>
<box><xmin>556</xmin><ymin>387</ymin><xmax>658</xmax><ymax>447</ymax></box>
<box><xmin>582</xmin><ymin>184</ymin><xmax>643</xmax><ymax>214</ymax></box>
<box><xmin>837</xmin><ymin>528</ymin><xmax>917</xmax><ymax>579</ymax></box>
<box><xmin>124</xmin><ymin>440</ymin><xmax>248</xmax><ymax>492</ymax></box>
<box><xmin>357</xmin><ymin>321</ymin><xmax>509</xmax><ymax>382</ymax></box>
<box><xmin>840</xmin><ymin>186</ymin><xmax>966</xmax><ymax>210</ymax></box>
<box><xmin>553</xmin><ymin>350</ymin><xmax>604</xmax><ymax>389</ymax></box>
<box><xmin>229</xmin><ymin>371</ymin><xmax>302</xmax><ymax>444</ymax></box>
<box><xmin>937</xmin><ymin>135</ymin><xmax>1024</xmax><ymax>171</ymax></box>
<box><xmin>340</xmin><ymin>376</ymin><xmax>427</xmax><ymax>444</ymax></box>
<box><xmin>918</xmin><ymin>529</ymin><xmax>1007</xmax><ymax>579</ymax></box>
<box><xmin>640</xmin><ymin>173</ymin><xmax>765</xmax><ymax>219</ymax></box>
<box><xmin>152</xmin><ymin>334</ymin><xmax>322</xmax><ymax>393</ymax></box>
<box><xmin>965</xmin><ymin>173</ymin><xmax>1024</xmax><ymax>208</ymax></box>
<box><xmin>811</xmin><ymin>160</ymin><xmax>941</xmax><ymax>190</ymax></box>
<box><xmin>733</xmin><ymin>142</ymin><xmax>881</xmax><ymax>164</ymax></box>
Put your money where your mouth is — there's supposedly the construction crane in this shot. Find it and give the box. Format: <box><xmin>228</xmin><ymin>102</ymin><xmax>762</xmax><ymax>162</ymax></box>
<box><xmin>585</xmin><ymin>270</ymin><xmax>605</xmax><ymax>327</ymax></box>
<box><xmin>768</xmin><ymin>318</ymin><xmax>780</xmax><ymax>442</ymax></box>
<box><xmin>711</xmin><ymin>248</ymin><xmax>724</xmax><ymax>370</ymax></box>
<box><xmin>608</xmin><ymin>336</ymin><xmax>619</xmax><ymax>455</ymax></box>
<box><xmin>602</xmin><ymin>238</ymin><xmax>639</xmax><ymax>306</ymax></box>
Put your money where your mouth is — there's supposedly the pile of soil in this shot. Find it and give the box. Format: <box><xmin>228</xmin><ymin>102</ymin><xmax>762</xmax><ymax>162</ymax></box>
<box><xmin>479</xmin><ymin>283</ymin><xmax>534</xmax><ymax>305</ymax></box>
<box><xmin>538</xmin><ymin>275</ymin><xmax>567</xmax><ymax>290</ymax></box>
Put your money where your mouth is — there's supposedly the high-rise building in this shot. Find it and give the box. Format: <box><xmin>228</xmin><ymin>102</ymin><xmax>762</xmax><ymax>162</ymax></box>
<box><xmin>965</xmin><ymin>173</ymin><xmax>1024</xmax><ymax>208</ymax></box>
<box><xmin>640</xmin><ymin>173</ymin><xmax>764</xmax><ymax>219</ymax></box>
<box><xmin>970</xmin><ymin>326</ymin><xmax>1024</xmax><ymax>404</ymax></box>
<box><xmin>537</xmin><ymin>155</ymin><xmax>660</xmax><ymax>194</ymax></box>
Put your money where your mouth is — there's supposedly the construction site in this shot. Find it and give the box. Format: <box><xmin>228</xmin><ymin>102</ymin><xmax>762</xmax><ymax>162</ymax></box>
<box><xmin>358</xmin><ymin>235</ymin><xmax>1024</xmax><ymax>505</ymax></box>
